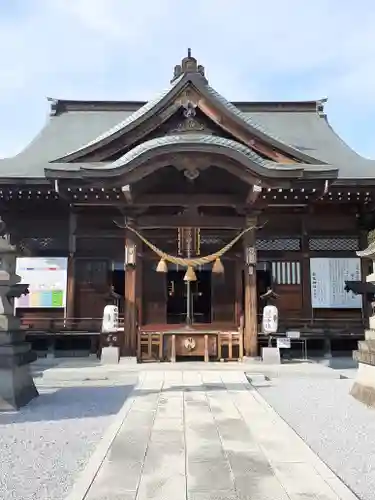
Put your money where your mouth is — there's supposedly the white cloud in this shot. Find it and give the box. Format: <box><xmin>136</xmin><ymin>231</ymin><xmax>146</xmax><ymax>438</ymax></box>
<box><xmin>0</xmin><ymin>0</ymin><xmax>375</xmax><ymax>157</ymax></box>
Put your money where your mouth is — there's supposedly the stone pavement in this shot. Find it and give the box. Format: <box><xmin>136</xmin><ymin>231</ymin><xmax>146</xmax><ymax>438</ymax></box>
<box><xmin>75</xmin><ymin>370</ymin><xmax>358</xmax><ymax>500</ymax></box>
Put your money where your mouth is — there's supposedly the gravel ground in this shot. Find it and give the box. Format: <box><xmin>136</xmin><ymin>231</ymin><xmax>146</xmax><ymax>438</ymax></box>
<box><xmin>257</xmin><ymin>376</ymin><xmax>375</xmax><ymax>500</ymax></box>
<box><xmin>0</xmin><ymin>375</ymin><xmax>137</xmax><ymax>500</ymax></box>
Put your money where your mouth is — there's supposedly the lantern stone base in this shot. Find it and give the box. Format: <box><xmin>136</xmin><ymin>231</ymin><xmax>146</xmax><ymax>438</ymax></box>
<box><xmin>261</xmin><ymin>347</ymin><xmax>281</xmax><ymax>365</ymax></box>
<box><xmin>119</xmin><ymin>356</ymin><xmax>137</xmax><ymax>365</ymax></box>
<box><xmin>0</xmin><ymin>332</ymin><xmax>38</xmax><ymax>411</ymax></box>
<box><xmin>350</xmin><ymin>338</ymin><xmax>375</xmax><ymax>407</ymax></box>
<box><xmin>350</xmin><ymin>360</ymin><xmax>375</xmax><ymax>407</ymax></box>
<box><xmin>100</xmin><ymin>346</ymin><xmax>120</xmax><ymax>365</ymax></box>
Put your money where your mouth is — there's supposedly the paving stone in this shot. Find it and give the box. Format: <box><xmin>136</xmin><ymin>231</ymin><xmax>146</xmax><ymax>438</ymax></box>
<box><xmin>185</xmin><ymin>437</ymin><xmax>223</xmax><ymax>458</ymax></box>
<box><xmin>187</xmin><ymin>459</ymin><xmax>234</xmax><ymax>491</ymax></box>
<box><xmin>259</xmin><ymin>440</ymin><xmax>313</xmax><ymax>463</ymax></box>
<box><xmin>144</xmin><ymin>442</ymin><xmax>185</xmax><ymax>475</ymax></box>
<box><xmin>136</xmin><ymin>474</ymin><xmax>186</xmax><ymax>500</ymax></box>
<box><xmin>322</xmin><ymin>476</ymin><xmax>360</xmax><ymax>500</ymax></box>
<box><xmin>85</xmin><ymin>491</ymin><xmax>137</xmax><ymax>500</ymax></box>
<box><xmin>107</xmin><ymin>440</ymin><xmax>148</xmax><ymax>463</ymax></box>
<box><xmin>185</xmin><ymin>419</ymin><xmax>218</xmax><ymax>434</ymax></box>
<box><xmin>149</xmin><ymin>428</ymin><xmax>185</xmax><ymax>444</ymax></box>
<box><xmin>209</xmin><ymin>401</ymin><xmax>242</xmax><ymax>419</ymax></box>
<box><xmin>106</xmin><ymin>425</ymin><xmax>150</xmax><ymax>463</ymax></box>
<box><xmin>152</xmin><ymin>416</ymin><xmax>184</xmax><ymax>431</ymax></box>
<box><xmin>216</xmin><ymin>417</ymin><xmax>255</xmax><ymax>442</ymax></box>
<box><xmin>184</xmin><ymin>398</ymin><xmax>210</xmax><ymax>408</ymax></box>
<box><xmin>187</xmin><ymin>445</ymin><xmax>226</xmax><ymax>462</ymax></box>
<box><xmin>156</xmin><ymin>404</ymin><xmax>183</xmax><ymax>418</ymax></box>
<box><xmin>187</xmin><ymin>490</ymin><xmax>238</xmax><ymax>500</ymax></box>
<box><xmin>81</xmin><ymin>370</ymin><xmax>356</xmax><ymax>500</ymax></box>
<box><xmin>85</xmin><ymin>459</ymin><xmax>143</xmax><ymax>494</ymax></box>
<box><xmin>226</xmin><ymin>450</ymin><xmax>274</xmax><ymax>477</ymax></box>
<box><xmin>234</xmin><ymin>474</ymin><xmax>290</xmax><ymax>500</ymax></box>
<box><xmin>142</xmin><ymin>454</ymin><xmax>185</xmax><ymax>478</ymax></box>
<box><xmin>273</xmin><ymin>462</ymin><xmax>340</xmax><ymax>499</ymax></box>
<box><xmin>220</xmin><ymin>437</ymin><xmax>260</xmax><ymax>454</ymax></box>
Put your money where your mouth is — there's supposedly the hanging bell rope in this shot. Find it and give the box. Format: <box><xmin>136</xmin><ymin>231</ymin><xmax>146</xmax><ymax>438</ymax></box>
<box><xmin>124</xmin><ymin>224</ymin><xmax>257</xmax><ymax>268</ymax></box>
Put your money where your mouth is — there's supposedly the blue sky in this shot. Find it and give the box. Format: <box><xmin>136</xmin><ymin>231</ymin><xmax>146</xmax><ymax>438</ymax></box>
<box><xmin>0</xmin><ymin>0</ymin><xmax>375</xmax><ymax>159</ymax></box>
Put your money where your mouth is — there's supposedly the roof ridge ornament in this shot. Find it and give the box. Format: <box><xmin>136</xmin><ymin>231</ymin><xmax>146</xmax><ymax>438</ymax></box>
<box><xmin>316</xmin><ymin>98</ymin><xmax>328</xmax><ymax>115</ymax></box>
<box><xmin>47</xmin><ymin>97</ymin><xmax>60</xmax><ymax>116</ymax></box>
<box><xmin>171</xmin><ymin>48</ymin><xmax>207</xmax><ymax>83</ymax></box>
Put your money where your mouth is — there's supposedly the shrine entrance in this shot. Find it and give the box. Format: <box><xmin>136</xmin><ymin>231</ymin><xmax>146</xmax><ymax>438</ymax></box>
<box><xmin>166</xmin><ymin>269</ymin><xmax>212</xmax><ymax>324</ymax></box>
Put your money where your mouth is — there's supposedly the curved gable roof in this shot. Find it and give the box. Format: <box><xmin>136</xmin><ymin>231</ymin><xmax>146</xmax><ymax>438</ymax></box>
<box><xmin>0</xmin><ymin>53</ymin><xmax>374</xmax><ymax>182</ymax></box>
<box><xmin>54</xmin><ymin>71</ymin><xmax>322</xmax><ymax>165</ymax></box>
<box><xmin>45</xmin><ymin>134</ymin><xmax>337</xmax><ymax>181</ymax></box>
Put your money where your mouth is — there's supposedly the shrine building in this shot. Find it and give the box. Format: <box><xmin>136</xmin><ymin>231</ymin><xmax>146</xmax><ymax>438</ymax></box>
<box><xmin>1</xmin><ymin>51</ymin><xmax>373</xmax><ymax>361</ymax></box>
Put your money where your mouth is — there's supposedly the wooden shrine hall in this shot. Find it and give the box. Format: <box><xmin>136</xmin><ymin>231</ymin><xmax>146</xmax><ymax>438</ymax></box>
<box><xmin>1</xmin><ymin>50</ymin><xmax>374</xmax><ymax>362</ymax></box>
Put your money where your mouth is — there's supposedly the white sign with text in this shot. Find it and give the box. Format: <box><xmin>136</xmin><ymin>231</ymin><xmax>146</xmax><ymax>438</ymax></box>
<box><xmin>310</xmin><ymin>257</ymin><xmax>362</xmax><ymax>309</ymax></box>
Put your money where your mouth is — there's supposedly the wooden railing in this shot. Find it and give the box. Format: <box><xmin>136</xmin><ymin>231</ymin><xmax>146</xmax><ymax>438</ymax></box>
<box><xmin>19</xmin><ymin>313</ymin><xmax>364</xmax><ymax>337</ymax></box>
<box><xmin>19</xmin><ymin>315</ymin><xmax>125</xmax><ymax>334</ymax></box>
<box><xmin>257</xmin><ymin>315</ymin><xmax>365</xmax><ymax>334</ymax></box>
<box><xmin>137</xmin><ymin>328</ymin><xmax>243</xmax><ymax>362</ymax></box>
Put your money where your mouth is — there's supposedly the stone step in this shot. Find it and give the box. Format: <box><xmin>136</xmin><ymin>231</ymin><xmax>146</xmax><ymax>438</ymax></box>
<box><xmin>353</xmin><ymin>349</ymin><xmax>375</xmax><ymax>365</ymax></box>
<box><xmin>358</xmin><ymin>340</ymin><xmax>375</xmax><ymax>352</ymax></box>
<box><xmin>365</xmin><ymin>328</ymin><xmax>375</xmax><ymax>340</ymax></box>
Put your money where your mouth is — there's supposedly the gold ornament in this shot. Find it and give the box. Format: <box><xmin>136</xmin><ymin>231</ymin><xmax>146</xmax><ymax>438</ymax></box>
<box><xmin>184</xmin><ymin>337</ymin><xmax>196</xmax><ymax>351</ymax></box>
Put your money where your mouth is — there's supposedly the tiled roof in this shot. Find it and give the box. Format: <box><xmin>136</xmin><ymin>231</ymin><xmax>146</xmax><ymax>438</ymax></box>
<box><xmin>58</xmin><ymin>71</ymin><xmax>320</xmax><ymax>164</ymax></box>
<box><xmin>204</xmin><ymin>85</ymin><xmax>312</xmax><ymax>160</ymax></box>
<box><xmin>0</xmin><ymin>69</ymin><xmax>374</xmax><ymax>180</ymax></box>
<box><xmin>104</xmin><ymin>134</ymin><xmax>269</xmax><ymax>170</ymax></box>
<box><xmin>61</xmin><ymin>75</ymin><xmax>184</xmax><ymax>156</ymax></box>
<box><xmin>73</xmin><ymin>133</ymin><xmax>336</xmax><ymax>181</ymax></box>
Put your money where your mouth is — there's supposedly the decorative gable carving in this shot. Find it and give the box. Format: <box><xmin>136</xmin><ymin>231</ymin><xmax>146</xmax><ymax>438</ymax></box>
<box><xmin>170</xmin><ymin>101</ymin><xmax>209</xmax><ymax>134</ymax></box>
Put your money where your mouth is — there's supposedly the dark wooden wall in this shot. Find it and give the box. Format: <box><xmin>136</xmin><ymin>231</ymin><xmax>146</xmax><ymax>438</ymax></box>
<box><xmin>258</xmin><ymin>206</ymin><xmax>363</xmax><ymax>326</ymax></box>
<box><xmin>212</xmin><ymin>259</ymin><xmax>236</xmax><ymax>323</ymax></box>
<box><xmin>142</xmin><ymin>258</ymin><xmax>166</xmax><ymax>324</ymax></box>
<box><xmin>7</xmin><ymin>201</ymin><xmax>365</xmax><ymax>330</ymax></box>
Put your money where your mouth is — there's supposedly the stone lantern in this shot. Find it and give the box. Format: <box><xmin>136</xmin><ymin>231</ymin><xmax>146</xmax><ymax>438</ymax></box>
<box><xmin>351</xmin><ymin>240</ymin><xmax>375</xmax><ymax>406</ymax></box>
<box><xmin>0</xmin><ymin>219</ymin><xmax>39</xmax><ymax>411</ymax></box>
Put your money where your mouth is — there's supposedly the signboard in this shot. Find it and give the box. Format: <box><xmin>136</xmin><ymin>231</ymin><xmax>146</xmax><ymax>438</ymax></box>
<box><xmin>310</xmin><ymin>258</ymin><xmax>362</xmax><ymax>309</ymax></box>
<box><xmin>15</xmin><ymin>257</ymin><xmax>68</xmax><ymax>309</ymax></box>
<box><xmin>277</xmin><ymin>338</ymin><xmax>291</xmax><ymax>349</ymax></box>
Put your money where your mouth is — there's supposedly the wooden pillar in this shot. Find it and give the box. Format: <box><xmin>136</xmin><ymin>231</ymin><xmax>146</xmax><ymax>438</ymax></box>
<box><xmin>171</xmin><ymin>335</ymin><xmax>176</xmax><ymax>362</ymax></box>
<box><xmin>204</xmin><ymin>335</ymin><xmax>209</xmax><ymax>362</ymax></box>
<box><xmin>301</xmin><ymin>217</ymin><xmax>312</xmax><ymax>322</ymax></box>
<box><xmin>123</xmin><ymin>222</ymin><xmax>137</xmax><ymax>357</ymax></box>
<box><xmin>235</xmin><ymin>258</ymin><xmax>243</xmax><ymax>326</ymax></box>
<box><xmin>243</xmin><ymin>217</ymin><xmax>258</xmax><ymax>357</ymax></box>
<box><xmin>135</xmin><ymin>240</ymin><xmax>143</xmax><ymax>327</ymax></box>
<box><xmin>66</xmin><ymin>210</ymin><xmax>77</xmax><ymax>320</ymax></box>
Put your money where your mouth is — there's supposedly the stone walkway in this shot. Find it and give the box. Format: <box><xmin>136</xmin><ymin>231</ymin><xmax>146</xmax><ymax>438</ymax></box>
<box><xmin>79</xmin><ymin>371</ymin><xmax>358</xmax><ymax>500</ymax></box>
